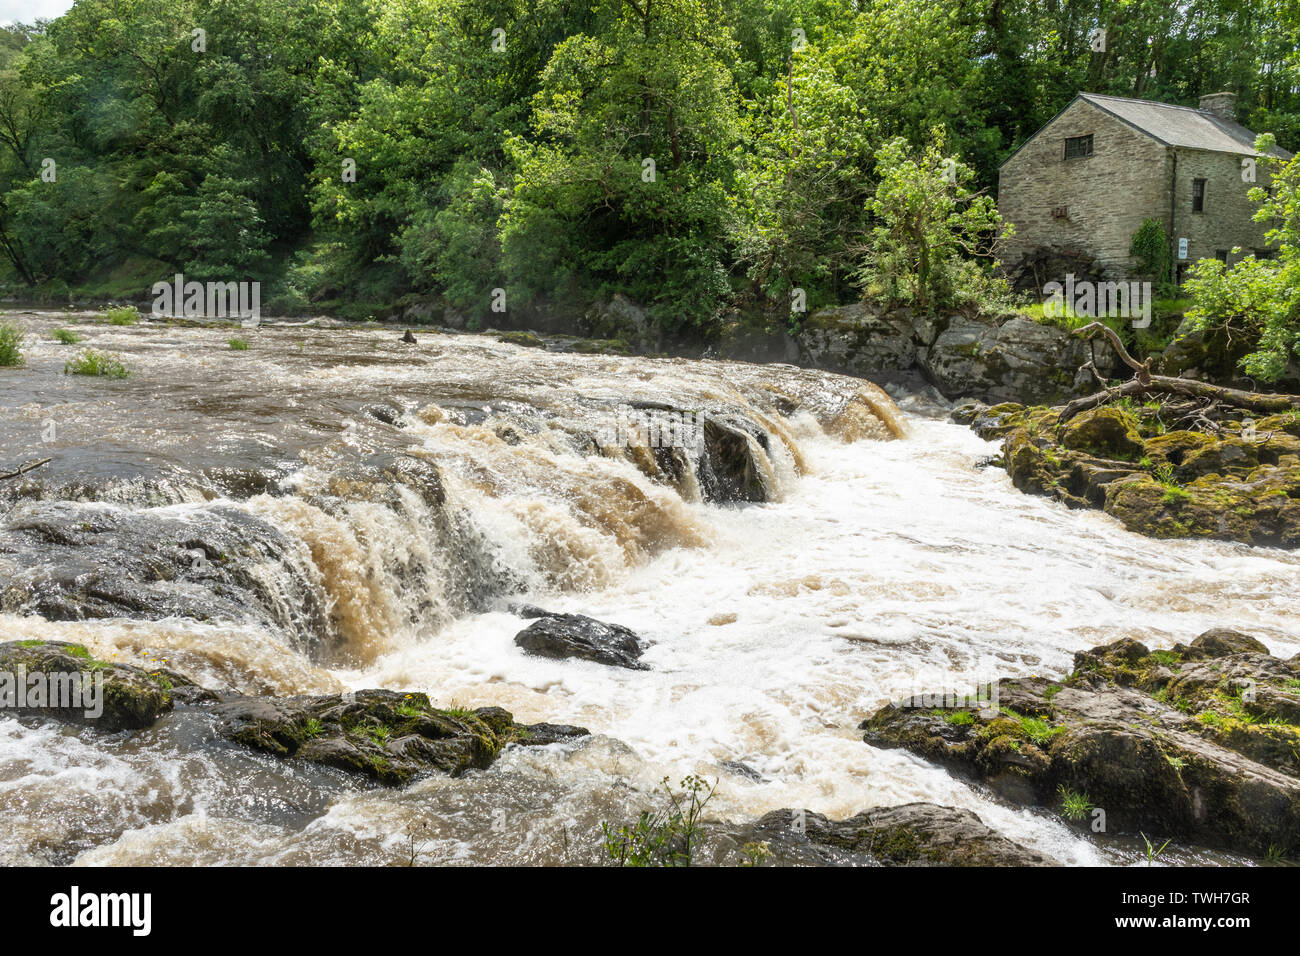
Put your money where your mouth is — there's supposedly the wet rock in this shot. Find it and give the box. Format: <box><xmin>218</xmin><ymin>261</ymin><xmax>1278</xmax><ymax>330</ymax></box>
<box><xmin>982</xmin><ymin>404</ymin><xmax>1300</xmax><ymax>548</ymax></box>
<box><xmin>949</xmin><ymin>400</ymin><xmax>987</xmax><ymax>426</ymax></box>
<box><xmin>709</xmin><ymin>803</ymin><xmax>1058</xmax><ymax>866</ymax></box>
<box><xmin>795</xmin><ymin>302</ymin><xmax>919</xmax><ymax>375</ymax></box>
<box><xmin>0</xmin><ymin>502</ymin><xmax>332</xmax><ymax>652</ymax></box>
<box><xmin>794</xmin><ymin>304</ymin><xmax>1119</xmax><ymax>404</ymax></box>
<box><xmin>861</xmin><ymin>633</ymin><xmax>1300</xmax><ymax>858</ymax></box>
<box><xmin>0</xmin><ymin>639</ymin><xmax>201</xmax><ymax>731</ymax></box>
<box><xmin>515</xmin><ymin>722</ymin><xmax>592</xmax><ymax>746</ymax></box>
<box><xmin>593</xmin><ymin>402</ymin><xmax>776</xmax><ymax>504</ymax></box>
<box><xmin>1191</xmin><ymin>629</ymin><xmax>1271</xmax><ymax>658</ymax></box>
<box><xmin>967</xmin><ymin>402</ymin><xmax>1053</xmax><ymax>441</ymax></box>
<box><xmin>212</xmin><ymin>689</ymin><xmax>588</xmax><ymax>785</ymax></box>
<box><xmin>581</xmin><ymin>294</ymin><xmax>655</xmax><ymax>352</ymax></box>
<box><xmin>698</xmin><ymin>415</ymin><xmax>770</xmax><ymax>503</ymax></box>
<box><xmin>362</xmin><ymin>402</ymin><xmax>405</xmax><ymax>426</ymax></box>
<box><xmin>401</xmin><ymin>329</ymin><xmax>417</xmax><ymax>344</ymax></box>
<box><xmin>719</xmin><ymin>760</ymin><xmax>765</xmax><ymax>782</ymax></box>
<box><xmin>922</xmin><ymin>314</ymin><xmax>1119</xmax><ymax>405</ymax></box>
<box><xmin>506</xmin><ymin>603</ymin><xmax>552</xmax><ymax>619</ymax></box>
<box><xmin>496</xmin><ymin>330</ymin><xmax>545</xmax><ymax>349</ymax></box>
<box><xmin>513</xmin><ymin>613</ymin><xmax>649</xmax><ymax>670</ymax></box>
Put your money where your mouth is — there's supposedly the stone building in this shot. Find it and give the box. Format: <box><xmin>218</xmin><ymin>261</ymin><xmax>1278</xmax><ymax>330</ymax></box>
<box><xmin>998</xmin><ymin>92</ymin><xmax>1291</xmax><ymax>288</ymax></box>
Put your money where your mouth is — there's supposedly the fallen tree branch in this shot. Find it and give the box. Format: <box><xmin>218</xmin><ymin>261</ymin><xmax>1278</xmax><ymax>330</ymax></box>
<box><xmin>1073</xmin><ymin>321</ymin><xmax>1152</xmax><ymax>384</ymax></box>
<box><xmin>1058</xmin><ymin>324</ymin><xmax>1300</xmax><ymax>425</ymax></box>
<box><xmin>0</xmin><ymin>457</ymin><xmax>51</xmax><ymax>481</ymax></box>
<box><xmin>1058</xmin><ymin>375</ymin><xmax>1300</xmax><ymax>424</ymax></box>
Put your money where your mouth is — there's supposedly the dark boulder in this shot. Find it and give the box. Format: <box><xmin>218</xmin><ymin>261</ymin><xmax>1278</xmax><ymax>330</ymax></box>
<box><xmin>513</xmin><ymin>613</ymin><xmax>649</xmax><ymax>670</ymax></box>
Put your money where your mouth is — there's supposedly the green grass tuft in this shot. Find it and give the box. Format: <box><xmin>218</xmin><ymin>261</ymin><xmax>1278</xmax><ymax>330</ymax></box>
<box><xmin>1058</xmin><ymin>785</ymin><xmax>1093</xmax><ymax>821</ymax></box>
<box><xmin>104</xmin><ymin>306</ymin><xmax>140</xmax><ymax>325</ymax></box>
<box><xmin>64</xmin><ymin>349</ymin><xmax>129</xmax><ymax>379</ymax></box>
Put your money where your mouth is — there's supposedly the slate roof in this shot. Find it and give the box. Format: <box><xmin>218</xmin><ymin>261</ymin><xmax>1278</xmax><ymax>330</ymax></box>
<box><xmin>1078</xmin><ymin>93</ymin><xmax>1292</xmax><ymax>159</ymax></box>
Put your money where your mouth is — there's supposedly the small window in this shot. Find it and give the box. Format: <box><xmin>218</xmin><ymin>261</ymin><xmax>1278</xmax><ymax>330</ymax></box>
<box><xmin>1215</xmin><ymin>249</ymin><xmax>1228</xmax><ymax>261</ymax></box>
<box><xmin>1051</xmin><ymin>205</ymin><xmax>1069</xmax><ymax>219</ymax></box>
<box><xmin>1192</xmin><ymin>178</ymin><xmax>1206</xmax><ymax>213</ymax></box>
<box><xmin>1064</xmin><ymin>134</ymin><xmax>1094</xmax><ymax>160</ymax></box>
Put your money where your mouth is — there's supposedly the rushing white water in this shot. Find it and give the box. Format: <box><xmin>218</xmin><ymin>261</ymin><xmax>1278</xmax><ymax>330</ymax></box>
<box><xmin>1</xmin><ymin>312</ymin><xmax>1297</xmax><ymax>866</ymax></box>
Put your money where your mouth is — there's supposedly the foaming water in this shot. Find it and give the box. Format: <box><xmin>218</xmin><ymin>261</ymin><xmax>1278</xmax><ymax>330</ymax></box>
<box><xmin>0</xmin><ymin>311</ymin><xmax>1294</xmax><ymax>866</ymax></box>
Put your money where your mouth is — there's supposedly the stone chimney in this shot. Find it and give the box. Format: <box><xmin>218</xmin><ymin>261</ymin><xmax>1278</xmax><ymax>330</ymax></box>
<box><xmin>1198</xmin><ymin>92</ymin><xmax>1237</xmax><ymax>122</ymax></box>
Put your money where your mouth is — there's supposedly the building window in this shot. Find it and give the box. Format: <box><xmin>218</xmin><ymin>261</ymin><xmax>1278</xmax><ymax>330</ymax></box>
<box><xmin>1192</xmin><ymin>178</ymin><xmax>1206</xmax><ymax>213</ymax></box>
<box><xmin>1064</xmin><ymin>134</ymin><xmax>1094</xmax><ymax>160</ymax></box>
<box><xmin>1051</xmin><ymin>205</ymin><xmax>1068</xmax><ymax>219</ymax></box>
<box><xmin>1216</xmin><ymin>249</ymin><xmax>1228</xmax><ymax>261</ymax></box>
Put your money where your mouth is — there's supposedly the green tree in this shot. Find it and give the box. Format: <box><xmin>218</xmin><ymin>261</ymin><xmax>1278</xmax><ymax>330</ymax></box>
<box><xmin>501</xmin><ymin>0</ymin><xmax>742</xmax><ymax>333</ymax></box>
<box><xmin>1185</xmin><ymin>136</ymin><xmax>1300</xmax><ymax>383</ymax></box>
<box><xmin>857</xmin><ymin>132</ymin><xmax>1010</xmax><ymax>311</ymax></box>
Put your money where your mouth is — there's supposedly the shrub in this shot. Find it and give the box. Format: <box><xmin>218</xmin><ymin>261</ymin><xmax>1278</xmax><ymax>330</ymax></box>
<box><xmin>0</xmin><ymin>322</ymin><xmax>23</xmax><ymax>366</ymax></box>
<box><xmin>1182</xmin><ymin>137</ymin><xmax>1299</xmax><ymax>383</ymax></box>
<box><xmin>601</xmin><ymin>775</ymin><xmax>717</xmax><ymax>867</ymax></box>
<box><xmin>228</xmin><ymin>337</ymin><xmax>250</xmax><ymax>350</ymax></box>
<box><xmin>64</xmin><ymin>349</ymin><xmax>129</xmax><ymax>378</ymax></box>
<box><xmin>104</xmin><ymin>306</ymin><xmax>140</xmax><ymax>325</ymax></box>
<box><xmin>1129</xmin><ymin>218</ymin><xmax>1173</xmax><ymax>293</ymax></box>
<box><xmin>52</xmin><ymin>328</ymin><xmax>82</xmax><ymax>344</ymax></box>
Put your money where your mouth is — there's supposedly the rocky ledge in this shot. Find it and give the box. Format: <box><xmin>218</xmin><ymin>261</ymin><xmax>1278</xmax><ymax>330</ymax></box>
<box><xmin>861</xmin><ymin>630</ymin><xmax>1300</xmax><ymax>859</ymax></box>
<box><xmin>958</xmin><ymin>401</ymin><xmax>1300</xmax><ymax>547</ymax></box>
<box><xmin>212</xmin><ymin>690</ymin><xmax>588</xmax><ymax>785</ymax></box>
<box><xmin>794</xmin><ymin>302</ymin><xmax>1122</xmax><ymax>404</ymax></box>
<box><xmin>710</xmin><ymin>802</ymin><xmax>1058</xmax><ymax>866</ymax></box>
<box><xmin>0</xmin><ymin>639</ymin><xmax>587</xmax><ymax>785</ymax></box>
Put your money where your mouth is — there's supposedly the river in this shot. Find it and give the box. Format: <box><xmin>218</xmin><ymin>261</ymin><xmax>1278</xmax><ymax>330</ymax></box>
<box><xmin>1</xmin><ymin>310</ymin><xmax>1296</xmax><ymax>865</ymax></box>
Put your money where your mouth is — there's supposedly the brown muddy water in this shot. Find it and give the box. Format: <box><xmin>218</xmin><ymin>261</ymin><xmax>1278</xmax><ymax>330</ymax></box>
<box><xmin>1</xmin><ymin>310</ymin><xmax>1296</xmax><ymax>866</ymax></box>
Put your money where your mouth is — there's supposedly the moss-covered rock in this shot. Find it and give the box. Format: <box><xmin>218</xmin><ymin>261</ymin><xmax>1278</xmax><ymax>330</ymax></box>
<box><xmin>974</xmin><ymin>403</ymin><xmax>1300</xmax><ymax>548</ymax></box>
<box><xmin>861</xmin><ymin>631</ymin><xmax>1300</xmax><ymax>858</ymax></box>
<box><xmin>1059</xmin><ymin>406</ymin><xmax>1145</xmax><ymax>459</ymax></box>
<box><xmin>212</xmin><ymin>689</ymin><xmax>588</xmax><ymax>785</ymax></box>
<box><xmin>496</xmin><ymin>331</ymin><xmax>545</xmax><ymax>349</ymax></box>
<box><xmin>0</xmin><ymin>639</ymin><xmax>203</xmax><ymax>731</ymax></box>
<box><xmin>709</xmin><ymin>802</ymin><xmax>1059</xmax><ymax>866</ymax></box>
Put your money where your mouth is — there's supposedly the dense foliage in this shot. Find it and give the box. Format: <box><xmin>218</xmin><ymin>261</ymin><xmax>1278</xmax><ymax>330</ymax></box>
<box><xmin>1185</xmin><ymin>135</ymin><xmax>1300</xmax><ymax>384</ymax></box>
<box><xmin>2</xmin><ymin>0</ymin><xmax>1299</xmax><ymax>339</ymax></box>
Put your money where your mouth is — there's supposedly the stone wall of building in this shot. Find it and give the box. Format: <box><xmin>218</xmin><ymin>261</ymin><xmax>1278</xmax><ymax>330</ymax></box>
<box><xmin>998</xmin><ymin>99</ymin><xmax>1169</xmax><ymax>282</ymax></box>
<box><xmin>1170</xmin><ymin>148</ymin><xmax>1274</xmax><ymax>274</ymax></box>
